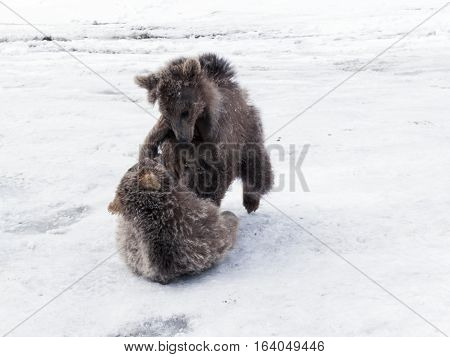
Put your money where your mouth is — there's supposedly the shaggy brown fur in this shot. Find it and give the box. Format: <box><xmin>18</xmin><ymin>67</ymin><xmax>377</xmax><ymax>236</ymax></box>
<box><xmin>108</xmin><ymin>158</ymin><xmax>239</xmax><ymax>284</ymax></box>
<box><xmin>136</xmin><ymin>53</ymin><xmax>273</xmax><ymax>213</ymax></box>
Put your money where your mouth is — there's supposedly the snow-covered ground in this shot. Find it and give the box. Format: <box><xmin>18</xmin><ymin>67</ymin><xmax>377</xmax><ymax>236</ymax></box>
<box><xmin>1</xmin><ymin>0</ymin><xmax>450</xmax><ymax>336</ymax></box>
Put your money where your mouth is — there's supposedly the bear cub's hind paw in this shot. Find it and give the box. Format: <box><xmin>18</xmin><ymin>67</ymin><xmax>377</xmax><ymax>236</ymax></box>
<box><xmin>243</xmin><ymin>193</ymin><xmax>260</xmax><ymax>214</ymax></box>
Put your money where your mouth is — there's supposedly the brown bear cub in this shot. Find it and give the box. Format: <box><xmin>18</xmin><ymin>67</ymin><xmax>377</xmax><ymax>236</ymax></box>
<box><xmin>136</xmin><ymin>53</ymin><xmax>273</xmax><ymax>213</ymax></box>
<box><xmin>108</xmin><ymin>158</ymin><xmax>239</xmax><ymax>284</ymax></box>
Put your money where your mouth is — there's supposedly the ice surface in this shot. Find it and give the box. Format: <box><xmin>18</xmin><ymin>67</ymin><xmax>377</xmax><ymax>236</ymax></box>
<box><xmin>1</xmin><ymin>0</ymin><xmax>450</xmax><ymax>336</ymax></box>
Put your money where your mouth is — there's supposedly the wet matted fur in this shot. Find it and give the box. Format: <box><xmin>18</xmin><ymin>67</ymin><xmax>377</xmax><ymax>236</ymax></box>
<box><xmin>136</xmin><ymin>53</ymin><xmax>273</xmax><ymax>213</ymax></box>
<box><xmin>108</xmin><ymin>158</ymin><xmax>239</xmax><ymax>284</ymax></box>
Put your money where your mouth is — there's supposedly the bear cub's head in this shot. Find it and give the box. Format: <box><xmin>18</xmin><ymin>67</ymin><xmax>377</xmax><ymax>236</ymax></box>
<box><xmin>135</xmin><ymin>57</ymin><xmax>218</xmax><ymax>143</ymax></box>
<box><xmin>108</xmin><ymin>158</ymin><xmax>173</xmax><ymax>217</ymax></box>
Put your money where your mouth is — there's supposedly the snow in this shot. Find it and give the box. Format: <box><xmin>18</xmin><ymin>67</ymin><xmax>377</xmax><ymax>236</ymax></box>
<box><xmin>1</xmin><ymin>0</ymin><xmax>450</xmax><ymax>336</ymax></box>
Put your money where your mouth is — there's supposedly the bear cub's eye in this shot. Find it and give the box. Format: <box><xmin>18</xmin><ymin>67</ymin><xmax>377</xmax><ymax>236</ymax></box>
<box><xmin>180</xmin><ymin>110</ymin><xmax>189</xmax><ymax>119</ymax></box>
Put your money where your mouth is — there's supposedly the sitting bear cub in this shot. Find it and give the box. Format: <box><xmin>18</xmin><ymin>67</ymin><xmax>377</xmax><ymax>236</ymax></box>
<box><xmin>108</xmin><ymin>158</ymin><xmax>239</xmax><ymax>284</ymax></box>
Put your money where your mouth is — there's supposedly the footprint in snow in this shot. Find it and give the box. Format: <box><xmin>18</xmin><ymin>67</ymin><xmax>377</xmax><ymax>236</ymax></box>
<box><xmin>4</xmin><ymin>205</ymin><xmax>89</xmax><ymax>234</ymax></box>
<box><xmin>114</xmin><ymin>315</ymin><xmax>189</xmax><ymax>337</ymax></box>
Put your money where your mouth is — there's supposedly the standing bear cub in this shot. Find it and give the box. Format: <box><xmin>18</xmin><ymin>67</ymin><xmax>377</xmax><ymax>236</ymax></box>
<box><xmin>136</xmin><ymin>53</ymin><xmax>273</xmax><ymax>213</ymax></box>
<box><xmin>108</xmin><ymin>158</ymin><xmax>239</xmax><ymax>284</ymax></box>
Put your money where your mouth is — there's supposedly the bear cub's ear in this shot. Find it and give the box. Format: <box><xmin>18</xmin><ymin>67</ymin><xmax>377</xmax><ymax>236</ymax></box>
<box><xmin>108</xmin><ymin>196</ymin><xmax>122</xmax><ymax>215</ymax></box>
<box><xmin>135</xmin><ymin>72</ymin><xmax>159</xmax><ymax>90</ymax></box>
<box><xmin>138</xmin><ymin>171</ymin><xmax>161</xmax><ymax>191</ymax></box>
<box><xmin>182</xmin><ymin>58</ymin><xmax>201</xmax><ymax>80</ymax></box>
<box><xmin>135</xmin><ymin>73</ymin><xmax>159</xmax><ymax>103</ymax></box>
